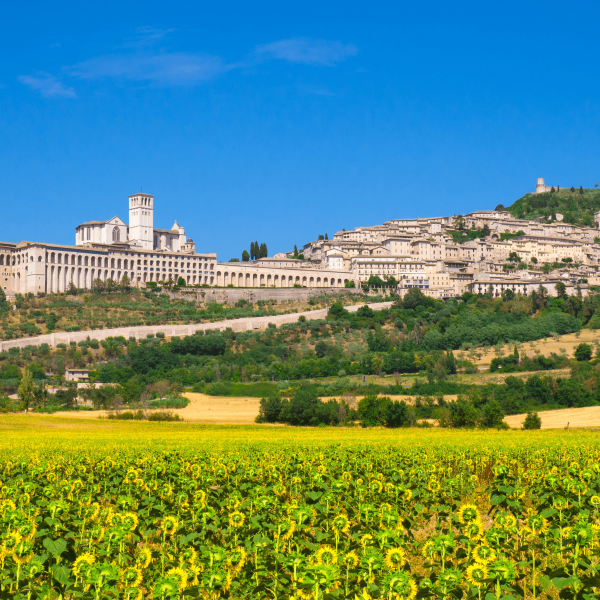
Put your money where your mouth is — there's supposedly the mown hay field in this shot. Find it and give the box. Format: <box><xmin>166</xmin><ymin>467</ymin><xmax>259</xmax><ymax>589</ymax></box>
<box><xmin>1</xmin><ymin>418</ymin><xmax>599</xmax><ymax>599</ymax></box>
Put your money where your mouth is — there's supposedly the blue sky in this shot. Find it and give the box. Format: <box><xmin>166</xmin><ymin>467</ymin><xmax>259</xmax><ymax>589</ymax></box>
<box><xmin>2</xmin><ymin>1</ymin><xmax>600</xmax><ymax>259</ymax></box>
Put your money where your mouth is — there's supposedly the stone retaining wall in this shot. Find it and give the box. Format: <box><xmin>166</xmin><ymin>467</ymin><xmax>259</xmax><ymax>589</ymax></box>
<box><xmin>163</xmin><ymin>287</ymin><xmax>367</xmax><ymax>304</ymax></box>
<box><xmin>0</xmin><ymin>301</ymin><xmax>393</xmax><ymax>352</ymax></box>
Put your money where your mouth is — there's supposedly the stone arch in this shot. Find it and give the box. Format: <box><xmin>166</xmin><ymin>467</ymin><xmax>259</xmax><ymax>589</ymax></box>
<box><xmin>112</xmin><ymin>227</ymin><xmax>120</xmax><ymax>242</ymax></box>
<box><xmin>309</xmin><ymin>277</ymin><xmax>314</xmax><ymax>286</ymax></box>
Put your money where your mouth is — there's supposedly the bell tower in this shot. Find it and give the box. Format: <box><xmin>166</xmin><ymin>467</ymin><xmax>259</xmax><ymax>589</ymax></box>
<box><xmin>128</xmin><ymin>193</ymin><xmax>154</xmax><ymax>249</ymax></box>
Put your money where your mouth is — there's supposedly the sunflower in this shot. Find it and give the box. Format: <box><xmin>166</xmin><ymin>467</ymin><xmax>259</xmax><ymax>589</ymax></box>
<box><xmin>22</xmin><ymin>558</ymin><xmax>45</xmax><ymax>580</ymax></box>
<box><xmin>161</xmin><ymin>516</ymin><xmax>179</xmax><ymax>536</ymax></box>
<box><xmin>17</xmin><ymin>519</ymin><xmax>37</xmax><ymax>541</ymax></box>
<box><xmin>402</xmin><ymin>488</ymin><xmax>413</xmax><ymax>501</ymax></box>
<box><xmin>73</xmin><ymin>553</ymin><xmax>96</xmax><ymax>579</ymax></box>
<box><xmin>369</xmin><ymin>480</ymin><xmax>383</xmax><ymax>494</ymax></box>
<box><xmin>280</xmin><ymin>518</ymin><xmax>297</xmax><ymax>541</ymax></box>
<box><xmin>120</xmin><ymin>566</ymin><xmax>143</xmax><ymax>588</ymax></box>
<box><xmin>316</xmin><ymin>545</ymin><xmax>338</xmax><ymax>565</ymax></box>
<box><xmin>166</xmin><ymin>567</ymin><xmax>189</xmax><ymax>591</ymax></box>
<box><xmin>3</xmin><ymin>530</ymin><xmax>22</xmax><ymax>550</ymax></box>
<box><xmin>489</xmin><ymin>558</ymin><xmax>517</xmax><ymax>583</ymax></box>
<box><xmin>472</xmin><ymin>544</ymin><xmax>496</xmax><ymax>565</ymax></box>
<box><xmin>384</xmin><ymin>547</ymin><xmax>406</xmax><ymax>570</ymax></box>
<box><xmin>360</xmin><ymin>534</ymin><xmax>374</xmax><ymax>548</ymax></box>
<box><xmin>228</xmin><ymin>510</ymin><xmax>245</xmax><ymax>528</ymax></box>
<box><xmin>379</xmin><ymin>502</ymin><xmax>392</xmax><ymax>515</ymax></box>
<box><xmin>340</xmin><ymin>551</ymin><xmax>359</xmax><ymax>569</ymax></box>
<box><xmin>527</xmin><ymin>514</ymin><xmax>548</xmax><ymax>534</ymax></box>
<box><xmin>466</xmin><ymin>564</ymin><xmax>488</xmax><ymax>586</ymax></box>
<box><xmin>180</xmin><ymin>547</ymin><xmax>197</xmax><ymax>566</ymax></box>
<box><xmin>123</xmin><ymin>512</ymin><xmax>139</xmax><ymax>532</ymax></box>
<box><xmin>457</xmin><ymin>504</ymin><xmax>480</xmax><ymax>524</ymax></box>
<box><xmin>332</xmin><ymin>514</ymin><xmax>351</xmax><ymax>534</ymax></box>
<box><xmin>186</xmin><ymin>564</ymin><xmax>201</xmax><ymax>587</ymax></box>
<box><xmin>88</xmin><ymin>524</ymin><xmax>105</xmax><ymax>545</ymax></box>
<box><xmin>465</xmin><ymin>520</ymin><xmax>485</xmax><ymax>541</ymax></box>
<box><xmin>136</xmin><ymin>547</ymin><xmax>153</xmax><ymax>569</ymax></box>
<box><xmin>381</xmin><ymin>571</ymin><xmax>417</xmax><ymax>600</ymax></box>
<box><xmin>590</xmin><ymin>495</ymin><xmax>600</xmax><ymax>507</ymax></box>
<box><xmin>226</xmin><ymin>546</ymin><xmax>247</xmax><ymax>571</ymax></box>
<box><xmin>152</xmin><ymin>575</ymin><xmax>179</xmax><ymax>598</ymax></box>
<box><xmin>12</xmin><ymin>540</ymin><xmax>34</xmax><ymax>564</ymax></box>
<box><xmin>123</xmin><ymin>587</ymin><xmax>143</xmax><ymax>600</ymax></box>
<box><xmin>427</xmin><ymin>479</ymin><xmax>441</xmax><ymax>493</ymax></box>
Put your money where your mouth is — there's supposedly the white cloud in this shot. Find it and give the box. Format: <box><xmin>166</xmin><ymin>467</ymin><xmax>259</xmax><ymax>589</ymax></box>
<box><xmin>70</xmin><ymin>52</ymin><xmax>227</xmax><ymax>85</ymax></box>
<box><xmin>18</xmin><ymin>73</ymin><xmax>76</xmax><ymax>98</ymax></box>
<box><xmin>256</xmin><ymin>38</ymin><xmax>358</xmax><ymax>66</ymax></box>
<box><xmin>122</xmin><ymin>26</ymin><xmax>174</xmax><ymax>48</ymax></box>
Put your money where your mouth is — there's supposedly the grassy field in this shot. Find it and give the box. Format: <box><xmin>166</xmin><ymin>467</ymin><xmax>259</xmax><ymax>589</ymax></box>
<box><xmin>456</xmin><ymin>328</ymin><xmax>600</xmax><ymax>367</ymax></box>
<box><xmin>0</xmin><ymin>418</ymin><xmax>599</xmax><ymax>599</ymax></box>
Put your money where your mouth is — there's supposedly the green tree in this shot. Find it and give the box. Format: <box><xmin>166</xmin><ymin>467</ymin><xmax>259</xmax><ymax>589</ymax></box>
<box><xmin>530</xmin><ymin>257</ymin><xmax>538</xmax><ymax>264</ymax></box>
<box><xmin>523</xmin><ymin>412</ymin><xmax>542</xmax><ymax>429</ymax></box>
<box><xmin>481</xmin><ymin>400</ymin><xmax>505</xmax><ymax>428</ymax></box>
<box><xmin>447</xmin><ymin>398</ymin><xmax>479</xmax><ymax>428</ymax></box>
<box><xmin>508</xmin><ymin>252</ymin><xmax>521</xmax><ymax>262</ymax></box>
<box><xmin>446</xmin><ymin>350</ymin><xmax>456</xmax><ymax>375</ymax></box>
<box><xmin>324</xmin><ymin>233</ymin><xmax>329</xmax><ymax>240</ymax></box>
<box><xmin>17</xmin><ymin>368</ymin><xmax>34</xmax><ymax>411</ymax></box>
<box><xmin>293</xmin><ymin>245</ymin><xmax>298</xmax><ymax>258</ymax></box>
<box><xmin>574</xmin><ymin>343</ymin><xmax>592</xmax><ymax>362</ymax></box>
<box><xmin>555</xmin><ymin>281</ymin><xmax>567</xmax><ymax>299</ymax></box>
<box><xmin>366</xmin><ymin>275</ymin><xmax>386</xmax><ymax>287</ymax></box>
<box><xmin>120</xmin><ymin>273</ymin><xmax>131</xmax><ymax>292</ymax></box>
<box><xmin>241</xmin><ymin>250</ymin><xmax>250</xmax><ymax>262</ymax></box>
<box><xmin>385</xmin><ymin>400</ymin><xmax>409</xmax><ymax>427</ymax></box>
<box><xmin>501</xmin><ymin>288</ymin><xmax>515</xmax><ymax>301</ymax></box>
<box><xmin>176</xmin><ymin>277</ymin><xmax>186</xmax><ymax>287</ymax></box>
<box><xmin>0</xmin><ymin>287</ymin><xmax>8</xmax><ymax>314</ymax></box>
<box><xmin>344</xmin><ymin>280</ymin><xmax>355</xmax><ymax>288</ymax></box>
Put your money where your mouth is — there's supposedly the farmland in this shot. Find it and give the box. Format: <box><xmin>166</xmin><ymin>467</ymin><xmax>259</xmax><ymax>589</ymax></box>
<box><xmin>1</xmin><ymin>419</ymin><xmax>600</xmax><ymax>599</ymax></box>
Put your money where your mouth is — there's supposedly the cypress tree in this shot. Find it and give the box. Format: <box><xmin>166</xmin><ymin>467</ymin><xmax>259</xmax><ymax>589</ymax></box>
<box><xmin>446</xmin><ymin>350</ymin><xmax>456</xmax><ymax>374</ymax></box>
<box><xmin>250</xmin><ymin>242</ymin><xmax>255</xmax><ymax>260</ymax></box>
<box><xmin>294</xmin><ymin>244</ymin><xmax>298</xmax><ymax>257</ymax></box>
<box><xmin>513</xmin><ymin>345</ymin><xmax>519</xmax><ymax>362</ymax></box>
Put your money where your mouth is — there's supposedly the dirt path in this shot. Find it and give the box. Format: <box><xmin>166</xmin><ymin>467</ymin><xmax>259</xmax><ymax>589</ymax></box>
<box><xmin>504</xmin><ymin>406</ymin><xmax>600</xmax><ymax>429</ymax></box>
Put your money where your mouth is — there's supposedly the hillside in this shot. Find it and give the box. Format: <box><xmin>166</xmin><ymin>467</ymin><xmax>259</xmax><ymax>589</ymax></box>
<box><xmin>502</xmin><ymin>186</ymin><xmax>600</xmax><ymax>228</ymax></box>
<box><xmin>0</xmin><ymin>288</ymin><xmax>365</xmax><ymax>342</ymax></box>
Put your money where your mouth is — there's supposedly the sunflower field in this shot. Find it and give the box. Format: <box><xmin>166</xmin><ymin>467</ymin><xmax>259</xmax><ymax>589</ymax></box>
<box><xmin>1</xmin><ymin>419</ymin><xmax>600</xmax><ymax>600</ymax></box>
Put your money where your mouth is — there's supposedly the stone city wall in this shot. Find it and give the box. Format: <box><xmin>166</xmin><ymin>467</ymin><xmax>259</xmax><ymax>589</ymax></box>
<box><xmin>0</xmin><ymin>301</ymin><xmax>393</xmax><ymax>352</ymax></box>
<box><xmin>162</xmin><ymin>287</ymin><xmax>367</xmax><ymax>304</ymax></box>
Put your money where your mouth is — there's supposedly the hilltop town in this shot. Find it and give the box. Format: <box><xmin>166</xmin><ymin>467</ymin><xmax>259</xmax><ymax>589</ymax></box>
<box><xmin>2</xmin><ymin>177</ymin><xmax>600</xmax><ymax>300</ymax></box>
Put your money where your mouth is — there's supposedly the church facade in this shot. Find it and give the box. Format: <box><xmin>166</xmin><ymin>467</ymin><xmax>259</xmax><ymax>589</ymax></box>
<box><xmin>75</xmin><ymin>193</ymin><xmax>192</xmax><ymax>252</ymax></box>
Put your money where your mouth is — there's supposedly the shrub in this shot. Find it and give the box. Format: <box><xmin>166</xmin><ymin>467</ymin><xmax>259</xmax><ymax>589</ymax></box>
<box><xmin>523</xmin><ymin>412</ymin><xmax>542</xmax><ymax>429</ymax></box>
<box><xmin>148</xmin><ymin>411</ymin><xmax>183</xmax><ymax>421</ymax></box>
<box><xmin>574</xmin><ymin>343</ymin><xmax>592</xmax><ymax>362</ymax></box>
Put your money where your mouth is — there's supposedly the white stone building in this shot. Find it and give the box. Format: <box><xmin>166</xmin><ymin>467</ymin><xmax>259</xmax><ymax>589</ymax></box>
<box><xmin>75</xmin><ymin>193</ymin><xmax>189</xmax><ymax>252</ymax></box>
